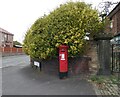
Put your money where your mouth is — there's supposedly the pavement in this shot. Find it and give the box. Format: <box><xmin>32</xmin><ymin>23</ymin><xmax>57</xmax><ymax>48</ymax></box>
<box><xmin>2</xmin><ymin>55</ymin><xmax>97</xmax><ymax>95</ymax></box>
<box><xmin>1</xmin><ymin>55</ymin><xmax>30</xmax><ymax>68</ymax></box>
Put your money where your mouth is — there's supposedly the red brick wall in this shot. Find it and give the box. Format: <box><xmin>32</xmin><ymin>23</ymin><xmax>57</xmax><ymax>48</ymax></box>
<box><xmin>117</xmin><ymin>10</ymin><xmax>120</xmax><ymax>33</ymax></box>
<box><xmin>112</xmin><ymin>15</ymin><xmax>117</xmax><ymax>35</ymax></box>
<box><xmin>106</xmin><ymin>8</ymin><xmax>120</xmax><ymax>35</ymax></box>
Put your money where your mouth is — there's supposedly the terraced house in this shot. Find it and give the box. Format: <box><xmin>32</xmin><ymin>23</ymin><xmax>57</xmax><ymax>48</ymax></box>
<box><xmin>106</xmin><ymin>2</ymin><xmax>120</xmax><ymax>74</ymax></box>
<box><xmin>106</xmin><ymin>2</ymin><xmax>120</xmax><ymax>44</ymax></box>
<box><xmin>0</xmin><ymin>27</ymin><xmax>14</xmax><ymax>47</ymax></box>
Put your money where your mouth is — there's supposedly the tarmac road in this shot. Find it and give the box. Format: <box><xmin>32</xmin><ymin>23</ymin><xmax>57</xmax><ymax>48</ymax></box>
<box><xmin>2</xmin><ymin>55</ymin><xmax>96</xmax><ymax>95</ymax></box>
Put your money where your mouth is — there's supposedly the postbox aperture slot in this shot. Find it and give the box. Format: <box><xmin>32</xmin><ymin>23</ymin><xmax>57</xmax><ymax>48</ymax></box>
<box><xmin>61</xmin><ymin>49</ymin><xmax>65</xmax><ymax>52</ymax></box>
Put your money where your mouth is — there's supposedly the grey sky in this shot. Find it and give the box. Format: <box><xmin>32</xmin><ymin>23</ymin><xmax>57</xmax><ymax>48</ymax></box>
<box><xmin>0</xmin><ymin>0</ymin><xmax>119</xmax><ymax>43</ymax></box>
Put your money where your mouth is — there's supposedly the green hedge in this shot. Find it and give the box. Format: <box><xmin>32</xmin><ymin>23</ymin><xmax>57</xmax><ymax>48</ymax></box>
<box><xmin>23</xmin><ymin>2</ymin><xmax>103</xmax><ymax>59</ymax></box>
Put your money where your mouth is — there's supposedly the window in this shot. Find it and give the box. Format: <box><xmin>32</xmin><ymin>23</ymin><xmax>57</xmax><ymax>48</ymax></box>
<box><xmin>110</xmin><ymin>20</ymin><xmax>113</xmax><ymax>29</ymax></box>
<box><xmin>2</xmin><ymin>35</ymin><xmax>4</xmax><ymax>42</ymax></box>
<box><xmin>4</xmin><ymin>34</ymin><xmax>8</xmax><ymax>41</ymax></box>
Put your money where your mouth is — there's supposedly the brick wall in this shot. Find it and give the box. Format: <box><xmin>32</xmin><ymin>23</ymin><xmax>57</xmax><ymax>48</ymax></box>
<box><xmin>117</xmin><ymin>10</ymin><xmax>120</xmax><ymax>33</ymax></box>
<box><xmin>111</xmin><ymin>10</ymin><xmax>120</xmax><ymax>35</ymax></box>
<box><xmin>106</xmin><ymin>3</ymin><xmax>120</xmax><ymax>35</ymax></box>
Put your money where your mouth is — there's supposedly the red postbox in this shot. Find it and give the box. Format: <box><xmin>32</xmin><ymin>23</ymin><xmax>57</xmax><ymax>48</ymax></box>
<box><xmin>59</xmin><ymin>45</ymin><xmax>68</xmax><ymax>79</ymax></box>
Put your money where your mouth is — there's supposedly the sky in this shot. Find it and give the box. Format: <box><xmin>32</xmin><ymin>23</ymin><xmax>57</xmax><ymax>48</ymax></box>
<box><xmin>0</xmin><ymin>0</ymin><xmax>119</xmax><ymax>43</ymax></box>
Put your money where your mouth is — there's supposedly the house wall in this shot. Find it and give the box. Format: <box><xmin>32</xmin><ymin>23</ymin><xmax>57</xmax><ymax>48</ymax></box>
<box><xmin>106</xmin><ymin>3</ymin><xmax>120</xmax><ymax>35</ymax></box>
<box><xmin>0</xmin><ymin>31</ymin><xmax>13</xmax><ymax>47</ymax></box>
<box><xmin>111</xmin><ymin>10</ymin><xmax>120</xmax><ymax>35</ymax></box>
<box><xmin>117</xmin><ymin>10</ymin><xmax>120</xmax><ymax>33</ymax></box>
<box><xmin>0</xmin><ymin>32</ymin><xmax>2</xmax><ymax>47</ymax></box>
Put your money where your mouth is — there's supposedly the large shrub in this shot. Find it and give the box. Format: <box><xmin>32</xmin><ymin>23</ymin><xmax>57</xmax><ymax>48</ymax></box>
<box><xmin>23</xmin><ymin>2</ymin><xmax>102</xmax><ymax>59</ymax></box>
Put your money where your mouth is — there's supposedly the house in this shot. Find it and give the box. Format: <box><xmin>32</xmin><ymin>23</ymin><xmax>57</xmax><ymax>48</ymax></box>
<box><xmin>0</xmin><ymin>27</ymin><xmax>14</xmax><ymax>47</ymax></box>
<box><xmin>105</xmin><ymin>2</ymin><xmax>120</xmax><ymax>44</ymax></box>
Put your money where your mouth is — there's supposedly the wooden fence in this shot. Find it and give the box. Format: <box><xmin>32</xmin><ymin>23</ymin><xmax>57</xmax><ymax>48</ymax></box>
<box><xmin>0</xmin><ymin>47</ymin><xmax>23</xmax><ymax>53</ymax></box>
<box><xmin>0</xmin><ymin>47</ymin><xmax>24</xmax><ymax>56</ymax></box>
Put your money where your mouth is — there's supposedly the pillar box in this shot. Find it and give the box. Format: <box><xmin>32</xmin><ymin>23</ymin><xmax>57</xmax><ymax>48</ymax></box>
<box><xmin>59</xmin><ymin>45</ymin><xmax>68</xmax><ymax>79</ymax></box>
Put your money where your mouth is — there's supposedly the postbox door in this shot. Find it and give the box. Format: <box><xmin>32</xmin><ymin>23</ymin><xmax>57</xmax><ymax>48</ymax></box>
<box><xmin>59</xmin><ymin>52</ymin><xmax>68</xmax><ymax>72</ymax></box>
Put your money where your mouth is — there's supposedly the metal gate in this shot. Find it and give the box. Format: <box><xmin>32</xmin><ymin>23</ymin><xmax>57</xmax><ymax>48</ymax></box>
<box><xmin>111</xmin><ymin>44</ymin><xmax>120</xmax><ymax>73</ymax></box>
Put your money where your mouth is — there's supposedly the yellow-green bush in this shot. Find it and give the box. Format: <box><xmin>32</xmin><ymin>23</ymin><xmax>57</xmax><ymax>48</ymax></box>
<box><xmin>23</xmin><ymin>2</ymin><xmax>103</xmax><ymax>59</ymax></box>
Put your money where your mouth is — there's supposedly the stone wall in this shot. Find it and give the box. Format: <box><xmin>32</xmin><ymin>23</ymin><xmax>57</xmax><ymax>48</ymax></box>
<box><xmin>85</xmin><ymin>41</ymin><xmax>99</xmax><ymax>74</ymax></box>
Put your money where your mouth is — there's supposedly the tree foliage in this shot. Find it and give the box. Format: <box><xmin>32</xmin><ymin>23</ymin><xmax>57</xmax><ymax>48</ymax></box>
<box><xmin>23</xmin><ymin>2</ymin><xmax>103</xmax><ymax>59</ymax></box>
<box><xmin>13</xmin><ymin>41</ymin><xmax>22</xmax><ymax>46</ymax></box>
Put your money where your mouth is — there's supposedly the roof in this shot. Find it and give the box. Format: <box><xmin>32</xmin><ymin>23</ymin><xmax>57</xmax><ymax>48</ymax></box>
<box><xmin>107</xmin><ymin>2</ymin><xmax>120</xmax><ymax>18</ymax></box>
<box><xmin>14</xmin><ymin>45</ymin><xmax>22</xmax><ymax>48</ymax></box>
<box><xmin>0</xmin><ymin>27</ymin><xmax>14</xmax><ymax>36</ymax></box>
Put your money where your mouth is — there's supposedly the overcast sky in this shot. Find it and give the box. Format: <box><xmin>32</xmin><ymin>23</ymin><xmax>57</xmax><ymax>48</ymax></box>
<box><xmin>0</xmin><ymin>0</ymin><xmax>119</xmax><ymax>43</ymax></box>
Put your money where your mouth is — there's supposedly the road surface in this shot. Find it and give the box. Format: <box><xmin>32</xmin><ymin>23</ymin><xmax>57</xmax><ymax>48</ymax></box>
<box><xmin>2</xmin><ymin>55</ymin><xmax>96</xmax><ymax>95</ymax></box>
